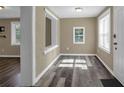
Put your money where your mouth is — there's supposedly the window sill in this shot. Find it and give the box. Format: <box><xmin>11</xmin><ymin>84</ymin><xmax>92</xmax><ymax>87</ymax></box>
<box><xmin>44</xmin><ymin>45</ymin><xmax>59</xmax><ymax>55</ymax></box>
<box><xmin>73</xmin><ymin>42</ymin><xmax>85</xmax><ymax>44</ymax></box>
<box><xmin>11</xmin><ymin>43</ymin><xmax>20</xmax><ymax>46</ymax></box>
<box><xmin>98</xmin><ymin>46</ymin><xmax>111</xmax><ymax>54</ymax></box>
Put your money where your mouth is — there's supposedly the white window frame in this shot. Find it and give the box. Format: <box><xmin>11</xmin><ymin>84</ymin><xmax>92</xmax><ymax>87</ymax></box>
<box><xmin>44</xmin><ymin>8</ymin><xmax>59</xmax><ymax>55</ymax></box>
<box><xmin>73</xmin><ymin>27</ymin><xmax>85</xmax><ymax>44</ymax></box>
<box><xmin>11</xmin><ymin>21</ymin><xmax>20</xmax><ymax>46</ymax></box>
<box><xmin>98</xmin><ymin>8</ymin><xmax>111</xmax><ymax>53</ymax></box>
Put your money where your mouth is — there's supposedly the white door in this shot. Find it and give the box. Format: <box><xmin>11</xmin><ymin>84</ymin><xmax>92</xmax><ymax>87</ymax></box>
<box><xmin>113</xmin><ymin>6</ymin><xmax>124</xmax><ymax>85</ymax></box>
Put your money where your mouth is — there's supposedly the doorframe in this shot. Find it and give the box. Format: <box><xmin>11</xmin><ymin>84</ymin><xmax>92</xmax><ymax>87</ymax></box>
<box><xmin>20</xmin><ymin>6</ymin><xmax>36</xmax><ymax>86</ymax></box>
<box><xmin>113</xmin><ymin>6</ymin><xmax>124</xmax><ymax>86</ymax></box>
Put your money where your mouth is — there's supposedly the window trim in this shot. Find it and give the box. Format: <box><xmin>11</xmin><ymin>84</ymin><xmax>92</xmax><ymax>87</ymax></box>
<box><xmin>11</xmin><ymin>21</ymin><xmax>20</xmax><ymax>46</ymax></box>
<box><xmin>73</xmin><ymin>27</ymin><xmax>85</xmax><ymax>44</ymax></box>
<box><xmin>45</xmin><ymin>8</ymin><xmax>58</xmax><ymax>48</ymax></box>
<box><xmin>44</xmin><ymin>45</ymin><xmax>59</xmax><ymax>55</ymax></box>
<box><xmin>98</xmin><ymin>8</ymin><xmax>111</xmax><ymax>54</ymax></box>
<box><xmin>45</xmin><ymin>8</ymin><xmax>58</xmax><ymax>20</ymax></box>
<box><xmin>44</xmin><ymin>8</ymin><xmax>59</xmax><ymax>55</ymax></box>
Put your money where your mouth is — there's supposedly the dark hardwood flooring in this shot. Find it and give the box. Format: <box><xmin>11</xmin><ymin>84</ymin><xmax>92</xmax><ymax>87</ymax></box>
<box><xmin>0</xmin><ymin>57</ymin><xmax>20</xmax><ymax>87</ymax></box>
<box><xmin>36</xmin><ymin>55</ymin><xmax>116</xmax><ymax>87</ymax></box>
<box><xmin>0</xmin><ymin>56</ymin><xmax>122</xmax><ymax>87</ymax></box>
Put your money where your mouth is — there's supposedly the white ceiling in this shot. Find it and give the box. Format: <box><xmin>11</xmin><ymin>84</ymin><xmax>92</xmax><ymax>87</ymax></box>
<box><xmin>48</xmin><ymin>6</ymin><xmax>106</xmax><ymax>18</ymax></box>
<box><xmin>0</xmin><ymin>6</ymin><xmax>20</xmax><ymax>19</ymax></box>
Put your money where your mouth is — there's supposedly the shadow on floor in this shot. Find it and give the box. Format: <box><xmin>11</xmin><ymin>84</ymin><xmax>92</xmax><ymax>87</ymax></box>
<box><xmin>101</xmin><ymin>78</ymin><xmax>123</xmax><ymax>87</ymax></box>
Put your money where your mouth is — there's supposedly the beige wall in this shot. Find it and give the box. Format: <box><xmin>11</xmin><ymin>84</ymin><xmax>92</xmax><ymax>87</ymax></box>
<box><xmin>0</xmin><ymin>18</ymin><xmax>20</xmax><ymax>55</ymax></box>
<box><xmin>35</xmin><ymin>6</ymin><xmax>60</xmax><ymax>77</ymax></box>
<box><xmin>96</xmin><ymin>7</ymin><xmax>113</xmax><ymax>70</ymax></box>
<box><xmin>35</xmin><ymin>6</ymin><xmax>113</xmax><ymax>80</ymax></box>
<box><xmin>60</xmin><ymin>18</ymin><xmax>97</xmax><ymax>54</ymax></box>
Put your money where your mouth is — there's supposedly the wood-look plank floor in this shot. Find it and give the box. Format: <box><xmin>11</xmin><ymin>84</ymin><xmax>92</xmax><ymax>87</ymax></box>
<box><xmin>36</xmin><ymin>56</ymin><xmax>114</xmax><ymax>87</ymax></box>
<box><xmin>0</xmin><ymin>58</ymin><xmax>20</xmax><ymax>87</ymax></box>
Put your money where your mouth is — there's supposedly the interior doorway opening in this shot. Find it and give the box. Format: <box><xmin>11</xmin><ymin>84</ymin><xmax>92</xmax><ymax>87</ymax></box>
<box><xmin>0</xmin><ymin>6</ymin><xmax>21</xmax><ymax>87</ymax></box>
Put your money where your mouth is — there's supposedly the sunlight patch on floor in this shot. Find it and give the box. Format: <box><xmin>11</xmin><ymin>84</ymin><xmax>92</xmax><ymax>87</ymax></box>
<box><xmin>61</xmin><ymin>59</ymin><xmax>74</xmax><ymax>64</ymax></box>
<box><xmin>75</xmin><ymin>59</ymin><xmax>86</xmax><ymax>64</ymax></box>
<box><xmin>75</xmin><ymin>64</ymin><xmax>88</xmax><ymax>70</ymax></box>
<box><xmin>58</xmin><ymin>64</ymin><xmax>73</xmax><ymax>67</ymax></box>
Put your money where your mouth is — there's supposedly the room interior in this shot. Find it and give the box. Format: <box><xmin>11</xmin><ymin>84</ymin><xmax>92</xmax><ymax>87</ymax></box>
<box><xmin>0</xmin><ymin>6</ymin><xmax>124</xmax><ymax>87</ymax></box>
<box><xmin>0</xmin><ymin>6</ymin><xmax>20</xmax><ymax>86</ymax></box>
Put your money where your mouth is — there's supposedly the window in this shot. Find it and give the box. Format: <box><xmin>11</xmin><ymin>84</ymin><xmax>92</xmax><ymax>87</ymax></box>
<box><xmin>73</xmin><ymin>27</ymin><xmax>85</xmax><ymax>44</ymax></box>
<box><xmin>11</xmin><ymin>22</ymin><xmax>21</xmax><ymax>45</ymax></box>
<box><xmin>44</xmin><ymin>8</ymin><xmax>59</xmax><ymax>55</ymax></box>
<box><xmin>45</xmin><ymin>17</ymin><xmax>52</xmax><ymax>47</ymax></box>
<box><xmin>98</xmin><ymin>8</ymin><xmax>111</xmax><ymax>53</ymax></box>
<box><xmin>45</xmin><ymin>8</ymin><xmax>58</xmax><ymax>48</ymax></box>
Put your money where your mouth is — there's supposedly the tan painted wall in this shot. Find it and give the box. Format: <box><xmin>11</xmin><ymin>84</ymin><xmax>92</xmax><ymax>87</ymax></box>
<box><xmin>35</xmin><ymin>6</ymin><xmax>60</xmax><ymax>77</ymax></box>
<box><xmin>0</xmin><ymin>18</ymin><xmax>20</xmax><ymax>55</ymax></box>
<box><xmin>96</xmin><ymin>7</ymin><xmax>113</xmax><ymax>70</ymax></box>
<box><xmin>60</xmin><ymin>18</ymin><xmax>97</xmax><ymax>54</ymax></box>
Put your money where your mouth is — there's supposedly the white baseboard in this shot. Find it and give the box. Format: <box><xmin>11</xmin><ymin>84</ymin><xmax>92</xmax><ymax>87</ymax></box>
<box><xmin>113</xmin><ymin>73</ymin><xmax>124</xmax><ymax>86</ymax></box>
<box><xmin>34</xmin><ymin>53</ymin><xmax>95</xmax><ymax>85</ymax></box>
<box><xmin>60</xmin><ymin>53</ymin><xmax>96</xmax><ymax>56</ymax></box>
<box><xmin>0</xmin><ymin>55</ymin><xmax>20</xmax><ymax>57</ymax></box>
<box><xmin>96</xmin><ymin>55</ymin><xmax>124</xmax><ymax>86</ymax></box>
<box><xmin>34</xmin><ymin>54</ymin><xmax>61</xmax><ymax>84</ymax></box>
<box><xmin>34</xmin><ymin>53</ymin><xmax>124</xmax><ymax>86</ymax></box>
<box><xmin>96</xmin><ymin>55</ymin><xmax>114</xmax><ymax>76</ymax></box>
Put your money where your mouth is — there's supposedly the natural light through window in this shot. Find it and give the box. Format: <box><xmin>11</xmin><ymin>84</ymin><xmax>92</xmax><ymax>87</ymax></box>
<box><xmin>98</xmin><ymin>8</ymin><xmax>111</xmax><ymax>53</ymax></box>
<box><xmin>73</xmin><ymin>27</ymin><xmax>85</xmax><ymax>44</ymax></box>
<box><xmin>11</xmin><ymin>21</ymin><xmax>21</xmax><ymax>46</ymax></box>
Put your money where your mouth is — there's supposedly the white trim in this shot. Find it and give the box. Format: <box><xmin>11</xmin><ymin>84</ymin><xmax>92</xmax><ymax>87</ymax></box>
<box><xmin>45</xmin><ymin>8</ymin><xmax>58</xmax><ymax>20</ymax></box>
<box><xmin>60</xmin><ymin>53</ymin><xmax>96</xmax><ymax>56</ymax></box>
<box><xmin>96</xmin><ymin>55</ymin><xmax>124</xmax><ymax>86</ymax></box>
<box><xmin>0</xmin><ymin>55</ymin><xmax>20</xmax><ymax>57</ymax></box>
<box><xmin>45</xmin><ymin>9</ymin><xmax>58</xmax><ymax>48</ymax></box>
<box><xmin>34</xmin><ymin>53</ymin><xmax>124</xmax><ymax>86</ymax></box>
<box><xmin>96</xmin><ymin>55</ymin><xmax>114</xmax><ymax>76</ymax></box>
<box><xmin>73</xmin><ymin>27</ymin><xmax>85</xmax><ymax>44</ymax></box>
<box><xmin>35</xmin><ymin>54</ymin><xmax>61</xmax><ymax>84</ymax></box>
<box><xmin>114</xmin><ymin>73</ymin><xmax>124</xmax><ymax>86</ymax></box>
<box><xmin>32</xmin><ymin>6</ymin><xmax>36</xmax><ymax>86</ymax></box>
<box><xmin>98</xmin><ymin>8</ymin><xmax>111</xmax><ymax>20</ymax></box>
<box><xmin>44</xmin><ymin>45</ymin><xmax>59</xmax><ymax>55</ymax></box>
<box><xmin>98</xmin><ymin>47</ymin><xmax>111</xmax><ymax>54</ymax></box>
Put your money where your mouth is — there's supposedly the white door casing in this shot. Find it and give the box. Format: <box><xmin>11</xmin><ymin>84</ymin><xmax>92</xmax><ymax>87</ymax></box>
<box><xmin>113</xmin><ymin>6</ymin><xmax>124</xmax><ymax>85</ymax></box>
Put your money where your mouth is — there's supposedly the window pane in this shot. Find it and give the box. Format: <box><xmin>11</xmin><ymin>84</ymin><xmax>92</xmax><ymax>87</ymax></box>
<box><xmin>11</xmin><ymin>22</ymin><xmax>21</xmax><ymax>45</ymax></box>
<box><xmin>75</xmin><ymin>29</ymin><xmax>83</xmax><ymax>35</ymax></box>
<box><xmin>98</xmin><ymin>10</ymin><xmax>110</xmax><ymax>53</ymax></box>
<box><xmin>15</xmin><ymin>24</ymin><xmax>21</xmax><ymax>44</ymax></box>
<box><xmin>104</xmin><ymin>35</ymin><xmax>109</xmax><ymax>50</ymax></box>
<box><xmin>75</xmin><ymin>36</ymin><xmax>83</xmax><ymax>42</ymax></box>
<box><xmin>74</xmin><ymin>27</ymin><xmax>85</xmax><ymax>44</ymax></box>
